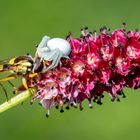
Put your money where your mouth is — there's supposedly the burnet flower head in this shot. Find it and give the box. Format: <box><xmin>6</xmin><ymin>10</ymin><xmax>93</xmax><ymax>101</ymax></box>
<box><xmin>25</xmin><ymin>24</ymin><xmax>139</xmax><ymax>117</ymax></box>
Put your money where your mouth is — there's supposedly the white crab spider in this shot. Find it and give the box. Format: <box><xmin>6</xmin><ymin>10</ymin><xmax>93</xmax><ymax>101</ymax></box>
<box><xmin>34</xmin><ymin>36</ymin><xmax>71</xmax><ymax>72</ymax></box>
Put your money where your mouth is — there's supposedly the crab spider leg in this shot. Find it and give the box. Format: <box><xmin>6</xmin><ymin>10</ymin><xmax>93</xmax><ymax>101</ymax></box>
<box><xmin>43</xmin><ymin>50</ymin><xmax>60</xmax><ymax>71</ymax></box>
<box><xmin>36</xmin><ymin>47</ymin><xmax>50</xmax><ymax>57</ymax></box>
<box><xmin>63</xmin><ymin>55</ymin><xmax>70</xmax><ymax>59</ymax></box>
<box><xmin>37</xmin><ymin>36</ymin><xmax>50</xmax><ymax>49</ymax></box>
<box><xmin>34</xmin><ymin>50</ymin><xmax>58</xmax><ymax>72</ymax></box>
<box><xmin>52</xmin><ymin>51</ymin><xmax>63</xmax><ymax>69</ymax></box>
<box><xmin>43</xmin><ymin>49</ymin><xmax>59</xmax><ymax>61</ymax></box>
<box><xmin>48</xmin><ymin>50</ymin><xmax>61</xmax><ymax>70</ymax></box>
<box><xmin>56</xmin><ymin>54</ymin><xmax>70</xmax><ymax>68</ymax></box>
<box><xmin>59</xmin><ymin>54</ymin><xmax>70</xmax><ymax>68</ymax></box>
<box><xmin>50</xmin><ymin>50</ymin><xmax>64</xmax><ymax>70</ymax></box>
<box><xmin>34</xmin><ymin>49</ymin><xmax>59</xmax><ymax>72</ymax></box>
<box><xmin>35</xmin><ymin>36</ymin><xmax>50</xmax><ymax>57</ymax></box>
<box><xmin>45</xmin><ymin>52</ymin><xmax>59</xmax><ymax>71</ymax></box>
<box><xmin>32</xmin><ymin>57</ymin><xmax>43</xmax><ymax>73</ymax></box>
<box><xmin>48</xmin><ymin>50</ymin><xmax>69</xmax><ymax>70</ymax></box>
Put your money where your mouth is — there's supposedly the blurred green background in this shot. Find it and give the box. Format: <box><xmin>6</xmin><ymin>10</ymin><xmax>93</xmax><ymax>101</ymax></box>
<box><xmin>0</xmin><ymin>0</ymin><xmax>140</xmax><ymax>140</ymax></box>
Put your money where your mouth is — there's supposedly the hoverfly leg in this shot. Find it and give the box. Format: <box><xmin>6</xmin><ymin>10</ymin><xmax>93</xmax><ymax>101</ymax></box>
<box><xmin>7</xmin><ymin>81</ymin><xmax>18</xmax><ymax>94</ymax></box>
<box><xmin>0</xmin><ymin>83</ymin><xmax>9</xmax><ymax>101</ymax></box>
<box><xmin>22</xmin><ymin>77</ymin><xmax>29</xmax><ymax>90</ymax></box>
<box><xmin>0</xmin><ymin>76</ymin><xmax>15</xmax><ymax>82</ymax></box>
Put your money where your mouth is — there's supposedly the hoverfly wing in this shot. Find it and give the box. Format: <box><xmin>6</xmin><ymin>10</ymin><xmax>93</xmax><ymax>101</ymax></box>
<box><xmin>0</xmin><ymin>59</ymin><xmax>9</xmax><ymax>65</ymax></box>
<box><xmin>0</xmin><ymin>59</ymin><xmax>11</xmax><ymax>72</ymax></box>
<box><xmin>14</xmin><ymin>55</ymin><xmax>34</xmax><ymax>64</ymax></box>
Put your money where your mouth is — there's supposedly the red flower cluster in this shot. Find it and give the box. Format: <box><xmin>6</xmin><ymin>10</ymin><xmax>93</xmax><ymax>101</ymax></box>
<box><xmin>32</xmin><ymin>26</ymin><xmax>140</xmax><ymax>116</ymax></box>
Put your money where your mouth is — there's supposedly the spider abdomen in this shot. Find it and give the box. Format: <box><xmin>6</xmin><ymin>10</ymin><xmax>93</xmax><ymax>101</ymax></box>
<box><xmin>47</xmin><ymin>38</ymin><xmax>71</xmax><ymax>55</ymax></box>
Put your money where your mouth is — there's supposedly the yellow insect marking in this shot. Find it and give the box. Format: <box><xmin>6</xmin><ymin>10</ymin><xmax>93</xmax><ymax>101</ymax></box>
<box><xmin>22</xmin><ymin>78</ymin><xmax>28</xmax><ymax>89</ymax></box>
<box><xmin>29</xmin><ymin>73</ymin><xmax>37</xmax><ymax>78</ymax></box>
<box><xmin>0</xmin><ymin>76</ymin><xmax>16</xmax><ymax>82</ymax></box>
<box><xmin>0</xmin><ymin>65</ymin><xmax>3</xmax><ymax>71</ymax></box>
<box><xmin>17</xmin><ymin>61</ymin><xmax>32</xmax><ymax>67</ymax></box>
<box><xmin>9</xmin><ymin>58</ymin><xmax>16</xmax><ymax>65</ymax></box>
<box><xmin>17</xmin><ymin>65</ymin><xmax>23</xmax><ymax>70</ymax></box>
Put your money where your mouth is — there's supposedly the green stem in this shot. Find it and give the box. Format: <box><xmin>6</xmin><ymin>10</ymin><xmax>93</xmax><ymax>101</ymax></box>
<box><xmin>0</xmin><ymin>87</ymin><xmax>37</xmax><ymax>113</ymax></box>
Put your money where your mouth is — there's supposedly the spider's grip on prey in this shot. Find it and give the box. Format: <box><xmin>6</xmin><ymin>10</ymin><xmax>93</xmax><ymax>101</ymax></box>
<box><xmin>34</xmin><ymin>36</ymin><xmax>71</xmax><ymax>72</ymax></box>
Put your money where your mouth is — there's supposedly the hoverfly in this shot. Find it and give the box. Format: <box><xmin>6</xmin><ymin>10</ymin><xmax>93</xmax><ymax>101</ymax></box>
<box><xmin>0</xmin><ymin>54</ymin><xmax>43</xmax><ymax>100</ymax></box>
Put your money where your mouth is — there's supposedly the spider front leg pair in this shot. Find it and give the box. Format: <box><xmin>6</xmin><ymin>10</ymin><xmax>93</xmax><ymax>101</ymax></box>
<box><xmin>34</xmin><ymin>36</ymin><xmax>71</xmax><ymax>72</ymax></box>
<box><xmin>42</xmin><ymin>48</ymin><xmax>66</xmax><ymax>72</ymax></box>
